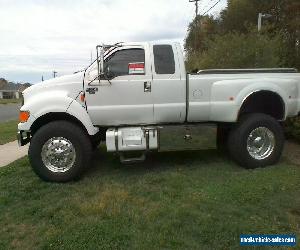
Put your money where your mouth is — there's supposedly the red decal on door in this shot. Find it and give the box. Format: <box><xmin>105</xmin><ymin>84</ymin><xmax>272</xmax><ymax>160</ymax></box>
<box><xmin>128</xmin><ymin>62</ymin><xmax>145</xmax><ymax>74</ymax></box>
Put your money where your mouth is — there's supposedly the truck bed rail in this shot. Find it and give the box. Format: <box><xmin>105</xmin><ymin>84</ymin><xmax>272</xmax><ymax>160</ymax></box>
<box><xmin>196</xmin><ymin>68</ymin><xmax>298</xmax><ymax>74</ymax></box>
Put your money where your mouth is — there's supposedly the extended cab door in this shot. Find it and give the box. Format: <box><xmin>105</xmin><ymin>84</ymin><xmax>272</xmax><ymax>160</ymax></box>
<box><xmin>151</xmin><ymin>43</ymin><xmax>186</xmax><ymax>123</ymax></box>
<box><xmin>84</xmin><ymin>44</ymin><xmax>153</xmax><ymax>126</ymax></box>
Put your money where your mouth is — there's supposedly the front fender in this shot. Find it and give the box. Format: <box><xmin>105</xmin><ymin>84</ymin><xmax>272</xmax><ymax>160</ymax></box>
<box><xmin>18</xmin><ymin>91</ymin><xmax>99</xmax><ymax>135</ymax></box>
<box><xmin>67</xmin><ymin>101</ymin><xmax>99</xmax><ymax>135</ymax></box>
<box><xmin>18</xmin><ymin>90</ymin><xmax>72</xmax><ymax>131</ymax></box>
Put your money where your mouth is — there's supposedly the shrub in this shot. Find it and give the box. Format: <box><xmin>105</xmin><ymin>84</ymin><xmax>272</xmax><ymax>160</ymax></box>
<box><xmin>186</xmin><ymin>31</ymin><xmax>285</xmax><ymax>72</ymax></box>
<box><xmin>285</xmin><ymin>117</ymin><xmax>300</xmax><ymax>142</ymax></box>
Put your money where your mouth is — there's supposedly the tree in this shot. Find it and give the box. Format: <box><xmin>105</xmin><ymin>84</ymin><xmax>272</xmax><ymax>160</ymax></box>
<box><xmin>184</xmin><ymin>0</ymin><xmax>300</xmax><ymax>71</ymax></box>
<box><xmin>0</xmin><ymin>78</ymin><xmax>8</xmax><ymax>89</ymax></box>
<box><xmin>186</xmin><ymin>31</ymin><xmax>284</xmax><ymax>72</ymax></box>
<box><xmin>184</xmin><ymin>15</ymin><xmax>219</xmax><ymax>54</ymax></box>
<box><xmin>219</xmin><ymin>0</ymin><xmax>300</xmax><ymax>69</ymax></box>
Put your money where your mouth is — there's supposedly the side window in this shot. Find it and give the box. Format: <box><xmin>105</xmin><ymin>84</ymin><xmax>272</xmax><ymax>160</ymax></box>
<box><xmin>153</xmin><ymin>45</ymin><xmax>175</xmax><ymax>74</ymax></box>
<box><xmin>105</xmin><ymin>48</ymin><xmax>145</xmax><ymax>77</ymax></box>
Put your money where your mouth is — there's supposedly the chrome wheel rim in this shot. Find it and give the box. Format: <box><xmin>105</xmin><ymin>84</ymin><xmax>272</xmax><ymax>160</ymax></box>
<box><xmin>41</xmin><ymin>137</ymin><xmax>76</xmax><ymax>173</ymax></box>
<box><xmin>247</xmin><ymin>127</ymin><xmax>275</xmax><ymax>160</ymax></box>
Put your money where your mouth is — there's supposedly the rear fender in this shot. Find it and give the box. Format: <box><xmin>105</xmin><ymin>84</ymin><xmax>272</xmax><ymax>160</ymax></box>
<box><xmin>235</xmin><ymin>83</ymin><xmax>288</xmax><ymax>119</ymax></box>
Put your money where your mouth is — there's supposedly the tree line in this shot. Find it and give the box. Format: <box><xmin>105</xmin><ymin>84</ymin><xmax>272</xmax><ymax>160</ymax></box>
<box><xmin>184</xmin><ymin>0</ymin><xmax>300</xmax><ymax>72</ymax></box>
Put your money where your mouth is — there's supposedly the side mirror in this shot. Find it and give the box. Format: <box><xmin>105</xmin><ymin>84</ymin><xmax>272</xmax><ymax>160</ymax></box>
<box><xmin>99</xmin><ymin>66</ymin><xmax>114</xmax><ymax>81</ymax></box>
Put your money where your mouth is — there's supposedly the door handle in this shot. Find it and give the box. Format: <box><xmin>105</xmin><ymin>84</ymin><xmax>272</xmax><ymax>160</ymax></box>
<box><xmin>144</xmin><ymin>81</ymin><xmax>151</xmax><ymax>92</ymax></box>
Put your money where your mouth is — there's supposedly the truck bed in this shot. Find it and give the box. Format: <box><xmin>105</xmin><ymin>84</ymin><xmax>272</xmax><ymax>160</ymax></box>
<box><xmin>187</xmin><ymin>69</ymin><xmax>300</xmax><ymax>123</ymax></box>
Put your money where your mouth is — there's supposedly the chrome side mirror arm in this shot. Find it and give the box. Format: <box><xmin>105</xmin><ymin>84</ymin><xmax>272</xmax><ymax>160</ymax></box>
<box><xmin>96</xmin><ymin>44</ymin><xmax>105</xmax><ymax>84</ymax></box>
<box><xmin>95</xmin><ymin>42</ymin><xmax>123</xmax><ymax>84</ymax></box>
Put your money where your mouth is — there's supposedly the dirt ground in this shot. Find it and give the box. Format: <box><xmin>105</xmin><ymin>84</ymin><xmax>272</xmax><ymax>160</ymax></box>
<box><xmin>283</xmin><ymin>140</ymin><xmax>300</xmax><ymax>166</ymax></box>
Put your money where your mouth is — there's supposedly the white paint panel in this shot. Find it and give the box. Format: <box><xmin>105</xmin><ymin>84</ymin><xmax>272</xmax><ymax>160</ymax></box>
<box><xmin>188</xmin><ymin>102</ymin><xmax>211</xmax><ymax>122</ymax></box>
<box><xmin>151</xmin><ymin>43</ymin><xmax>186</xmax><ymax>123</ymax></box>
<box><xmin>209</xmin><ymin>102</ymin><xmax>238</xmax><ymax>122</ymax></box>
<box><xmin>88</xmin><ymin>104</ymin><xmax>153</xmax><ymax>126</ymax></box>
<box><xmin>153</xmin><ymin>103</ymin><xmax>185</xmax><ymax>122</ymax></box>
<box><xmin>85</xmin><ymin>44</ymin><xmax>154</xmax><ymax>126</ymax></box>
<box><xmin>67</xmin><ymin>100</ymin><xmax>99</xmax><ymax>135</ymax></box>
<box><xmin>188</xmin><ymin>75</ymin><xmax>213</xmax><ymax>122</ymax></box>
<box><xmin>188</xmin><ymin>72</ymin><xmax>300</xmax><ymax>122</ymax></box>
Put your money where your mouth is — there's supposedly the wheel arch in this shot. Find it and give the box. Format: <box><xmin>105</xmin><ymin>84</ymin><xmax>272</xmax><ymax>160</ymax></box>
<box><xmin>238</xmin><ymin>90</ymin><xmax>286</xmax><ymax>120</ymax></box>
<box><xmin>30</xmin><ymin>112</ymin><xmax>95</xmax><ymax>136</ymax></box>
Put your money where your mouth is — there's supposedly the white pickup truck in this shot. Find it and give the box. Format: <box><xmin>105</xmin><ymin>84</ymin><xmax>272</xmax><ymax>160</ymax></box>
<box><xmin>18</xmin><ymin>41</ymin><xmax>300</xmax><ymax>182</ymax></box>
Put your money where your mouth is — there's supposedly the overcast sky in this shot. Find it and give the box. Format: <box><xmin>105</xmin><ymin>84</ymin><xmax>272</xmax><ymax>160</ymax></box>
<box><xmin>0</xmin><ymin>0</ymin><xmax>227</xmax><ymax>83</ymax></box>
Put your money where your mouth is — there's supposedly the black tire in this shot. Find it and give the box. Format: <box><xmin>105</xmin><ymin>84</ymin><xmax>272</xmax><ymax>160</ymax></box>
<box><xmin>227</xmin><ymin>113</ymin><xmax>284</xmax><ymax>169</ymax></box>
<box><xmin>29</xmin><ymin>121</ymin><xmax>92</xmax><ymax>182</ymax></box>
<box><xmin>91</xmin><ymin>132</ymin><xmax>102</xmax><ymax>151</ymax></box>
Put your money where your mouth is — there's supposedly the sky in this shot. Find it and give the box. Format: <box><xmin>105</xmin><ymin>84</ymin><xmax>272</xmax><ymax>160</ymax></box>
<box><xmin>0</xmin><ymin>0</ymin><xmax>227</xmax><ymax>83</ymax></box>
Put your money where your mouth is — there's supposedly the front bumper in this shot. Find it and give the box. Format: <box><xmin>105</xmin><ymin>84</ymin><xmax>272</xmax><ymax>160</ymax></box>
<box><xmin>17</xmin><ymin>130</ymin><xmax>31</xmax><ymax>146</ymax></box>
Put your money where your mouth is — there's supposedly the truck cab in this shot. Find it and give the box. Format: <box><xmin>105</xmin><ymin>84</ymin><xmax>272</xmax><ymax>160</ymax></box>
<box><xmin>84</xmin><ymin>42</ymin><xmax>186</xmax><ymax>126</ymax></box>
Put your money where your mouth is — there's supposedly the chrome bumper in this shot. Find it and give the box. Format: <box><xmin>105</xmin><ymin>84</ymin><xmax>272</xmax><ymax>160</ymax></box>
<box><xmin>17</xmin><ymin>131</ymin><xmax>31</xmax><ymax>146</ymax></box>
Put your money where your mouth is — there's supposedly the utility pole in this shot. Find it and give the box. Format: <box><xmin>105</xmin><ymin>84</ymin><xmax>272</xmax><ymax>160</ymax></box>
<box><xmin>189</xmin><ymin>0</ymin><xmax>200</xmax><ymax>17</ymax></box>
<box><xmin>53</xmin><ymin>71</ymin><xmax>57</xmax><ymax>78</ymax></box>
<box><xmin>189</xmin><ymin>0</ymin><xmax>201</xmax><ymax>52</ymax></box>
<box><xmin>256</xmin><ymin>13</ymin><xmax>272</xmax><ymax>67</ymax></box>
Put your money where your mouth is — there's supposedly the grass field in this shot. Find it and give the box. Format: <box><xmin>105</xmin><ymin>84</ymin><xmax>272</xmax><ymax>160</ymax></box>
<box><xmin>0</xmin><ymin>147</ymin><xmax>299</xmax><ymax>249</ymax></box>
<box><xmin>0</xmin><ymin>120</ymin><xmax>18</xmax><ymax>145</ymax></box>
<box><xmin>0</xmin><ymin>99</ymin><xmax>22</xmax><ymax>105</ymax></box>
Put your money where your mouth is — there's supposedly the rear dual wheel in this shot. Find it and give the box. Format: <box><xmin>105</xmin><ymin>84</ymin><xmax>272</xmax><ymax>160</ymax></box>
<box><xmin>227</xmin><ymin>113</ymin><xmax>284</xmax><ymax>169</ymax></box>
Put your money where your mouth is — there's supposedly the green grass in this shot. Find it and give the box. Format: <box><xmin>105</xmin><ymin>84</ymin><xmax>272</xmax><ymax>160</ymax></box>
<box><xmin>0</xmin><ymin>98</ymin><xmax>22</xmax><ymax>105</ymax></box>
<box><xmin>0</xmin><ymin>120</ymin><xmax>18</xmax><ymax>145</ymax></box>
<box><xmin>0</xmin><ymin>149</ymin><xmax>299</xmax><ymax>249</ymax></box>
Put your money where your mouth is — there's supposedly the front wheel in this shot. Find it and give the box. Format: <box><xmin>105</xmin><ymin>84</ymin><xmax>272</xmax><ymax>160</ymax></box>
<box><xmin>227</xmin><ymin>113</ymin><xmax>284</xmax><ymax>169</ymax></box>
<box><xmin>29</xmin><ymin>121</ymin><xmax>92</xmax><ymax>182</ymax></box>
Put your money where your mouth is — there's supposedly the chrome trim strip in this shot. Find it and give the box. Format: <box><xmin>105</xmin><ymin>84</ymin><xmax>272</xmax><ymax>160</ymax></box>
<box><xmin>145</xmin><ymin>130</ymin><xmax>149</xmax><ymax>150</ymax></box>
<box><xmin>197</xmin><ymin>68</ymin><xmax>298</xmax><ymax>74</ymax></box>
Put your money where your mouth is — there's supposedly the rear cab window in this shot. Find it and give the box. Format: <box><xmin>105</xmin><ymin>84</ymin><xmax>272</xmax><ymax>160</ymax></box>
<box><xmin>153</xmin><ymin>45</ymin><xmax>175</xmax><ymax>75</ymax></box>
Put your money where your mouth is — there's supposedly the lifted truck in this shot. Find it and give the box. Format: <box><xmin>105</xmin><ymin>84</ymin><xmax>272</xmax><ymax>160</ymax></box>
<box><xmin>18</xmin><ymin>41</ymin><xmax>300</xmax><ymax>182</ymax></box>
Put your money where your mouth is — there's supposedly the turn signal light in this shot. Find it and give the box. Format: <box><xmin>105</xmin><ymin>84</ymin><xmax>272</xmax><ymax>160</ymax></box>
<box><xmin>19</xmin><ymin>111</ymin><xmax>30</xmax><ymax>123</ymax></box>
<box><xmin>80</xmin><ymin>92</ymin><xmax>85</xmax><ymax>102</ymax></box>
